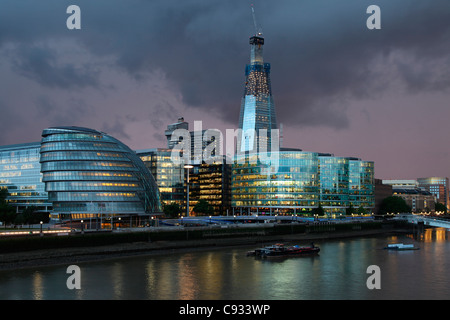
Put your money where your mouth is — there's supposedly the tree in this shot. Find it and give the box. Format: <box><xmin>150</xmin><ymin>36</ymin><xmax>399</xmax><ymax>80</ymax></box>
<box><xmin>0</xmin><ymin>203</ymin><xmax>16</xmax><ymax>225</ymax></box>
<box><xmin>163</xmin><ymin>203</ymin><xmax>182</xmax><ymax>218</ymax></box>
<box><xmin>193</xmin><ymin>199</ymin><xmax>214</xmax><ymax>216</ymax></box>
<box><xmin>14</xmin><ymin>206</ymin><xmax>50</xmax><ymax>225</ymax></box>
<box><xmin>357</xmin><ymin>205</ymin><xmax>367</xmax><ymax>215</ymax></box>
<box><xmin>312</xmin><ymin>204</ymin><xmax>324</xmax><ymax>216</ymax></box>
<box><xmin>0</xmin><ymin>188</ymin><xmax>16</xmax><ymax>225</ymax></box>
<box><xmin>379</xmin><ymin>196</ymin><xmax>411</xmax><ymax>215</ymax></box>
<box><xmin>346</xmin><ymin>204</ymin><xmax>355</xmax><ymax>215</ymax></box>
<box><xmin>0</xmin><ymin>188</ymin><xmax>9</xmax><ymax>203</ymax></box>
<box><xmin>435</xmin><ymin>202</ymin><xmax>447</xmax><ymax>214</ymax></box>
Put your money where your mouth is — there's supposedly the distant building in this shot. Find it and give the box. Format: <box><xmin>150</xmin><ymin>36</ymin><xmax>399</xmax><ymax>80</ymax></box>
<box><xmin>417</xmin><ymin>177</ymin><xmax>449</xmax><ymax>210</ymax></box>
<box><xmin>374</xmin><ymin>179</ymin><xmax>392</xmax><ymax>214</ymax></box>
<box><xmin>137</xmin><ymin>148</ymin><xmax>185</xmax><ymax>209</ymax></box>
<box><xmin>40</xmin><ymin>126</ymin><xmax>162</xmax><ymax>223</ymax></box>
<box><xmin>0</xmin><ymin>142</ymin><xmax>51</xmax><ymax>213</ymax></box>
<box><xmin>382</xmin><ymin>177</ymin><xmax>449</xmax><ymax>211</ymax></box>
<box><xmin>164</xmin><ymin>118</ymin><xmax>221</xmax><ymax>165</ymax></box>
<box><xmin>392</xmin><ymin>188</ymin><xmax>435</xmax><ymax>213</ymax></box>
<box><xmin>382</xmin><ymin>179</ymin><xmax>419</xmax><ymax>189</ymax></box>
<box><xmin>164</xmin><ymin>117</ymin><xmax>189</xmax><ymax>149</ymax></box>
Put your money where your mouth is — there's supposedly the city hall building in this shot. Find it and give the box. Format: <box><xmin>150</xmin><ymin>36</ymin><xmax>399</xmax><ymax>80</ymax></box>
<box><xmin>39</xmin><ymin>126</ymin><xmax>162</xmax><ymax>223</ymax></box>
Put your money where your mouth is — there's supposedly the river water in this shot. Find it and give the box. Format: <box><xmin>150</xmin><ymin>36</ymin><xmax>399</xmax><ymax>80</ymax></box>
<box><xmin>1</xmin><ymin>228</ymin><xmax>450</xmax><ymax>300</ymax></box>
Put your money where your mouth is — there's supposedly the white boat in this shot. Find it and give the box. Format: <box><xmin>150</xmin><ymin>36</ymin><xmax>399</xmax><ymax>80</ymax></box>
<box><xmin>384</xmin><ymin>243</ymin><xmax>419</xmax><ymax>250</ymax></box>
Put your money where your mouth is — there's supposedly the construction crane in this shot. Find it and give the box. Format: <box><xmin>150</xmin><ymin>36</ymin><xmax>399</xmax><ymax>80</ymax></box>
<box><xmin>251</xmin><ymin>4</ymin><xmax>263</xmax><ymax>37</ymax></box>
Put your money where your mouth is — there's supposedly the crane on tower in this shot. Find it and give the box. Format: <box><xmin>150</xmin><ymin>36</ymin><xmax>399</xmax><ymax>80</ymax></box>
<box><xmin>251</xmin><ymin>4</ymin><xmax>263</xmax><ymax>37</ymax></box>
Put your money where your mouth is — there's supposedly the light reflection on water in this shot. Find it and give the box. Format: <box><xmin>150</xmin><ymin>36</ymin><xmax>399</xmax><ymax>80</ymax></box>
<box><xmin>1</xmin><ymin>228</ymin><xmax>450</xmax><ymax>300</ymax></box>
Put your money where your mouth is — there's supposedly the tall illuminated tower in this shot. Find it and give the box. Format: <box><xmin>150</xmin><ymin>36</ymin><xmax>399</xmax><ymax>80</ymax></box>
<box><xmin>238</xmin><ymin>7</ymin><xmax>278</xmax><ymax>153</ymax></box>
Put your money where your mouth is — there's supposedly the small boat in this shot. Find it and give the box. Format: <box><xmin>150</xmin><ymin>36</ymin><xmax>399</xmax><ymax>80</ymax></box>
<box><xmin>246</xmin><ymin>244</ymin><xmax>284</xmax><ymax>256</ymax></box>
<box><xmin>384</xmin><ymin>243</ymin><xmax>419</xmax><ymax>251</ymax></box>
<box><xmin>247</xmin><ymin>243</ymin><xmax>320</xmax><ymax>258</ymax></box>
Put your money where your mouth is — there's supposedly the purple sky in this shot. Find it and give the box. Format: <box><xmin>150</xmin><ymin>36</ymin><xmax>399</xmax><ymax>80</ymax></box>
<box><xmin>0</xmin><ymin>0</ymin><xmax>449</xmax><ymax>180</ymax></box>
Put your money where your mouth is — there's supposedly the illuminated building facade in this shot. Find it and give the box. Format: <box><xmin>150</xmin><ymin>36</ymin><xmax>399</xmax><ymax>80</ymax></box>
<box><xmin>232</xmin><ymin>16</ymin><xmax>375</xmax><ymax>216</ymax></box>
<box><xmin>197</xmin><ymin>160</ymin><xmax>231</xmax><ymax>216</ymax></box>
<box><xmin>0</xmin><ymin>142</ymin><xmax>51</xmax><ymax>213</ymax></box>
<box><xmin>318</xmin><ymin>154</ymin><xmax>349</xmax><ymax>214</ymax></box>
<box><xmin>138</xmin><ymin>149</ymin><xmax>231</xmax><ymax>216</ymax></box>
<box><xmin>238</xmin><ymin>33</ymin><xmax>278</xmax><ymax>153</ymax></box>
<box><xmin>137</xmin><ymin>148</ymin><xmax>185</xmax><ymax>208</ymax></box>
<box><xmin>417</xmin><ymin>177</ymin><xmax>449</xmax><ymax>210</ymax></box>
<box><xmin>232</xmin><ymin>150</ymin><xmax>375</xmax><ymax>215</ymax></box>
<box><xmin>392</xmin><ymin>188</ymin><xmax>435</xmax><ymax>213</ymax></box>
<box><xmin>40</xmin><ymin>126</ymin><xmax>161</xmax><ymax>222</ymax></box>
<box><xmin>232</xmin><ymin>151</ymin><xmax>319</xmax><ymax>214</ymax></box>
<box><xmin>348</xmin><ymin>158</ymin><xmax>375</xmax><ymax>210</ymax></box>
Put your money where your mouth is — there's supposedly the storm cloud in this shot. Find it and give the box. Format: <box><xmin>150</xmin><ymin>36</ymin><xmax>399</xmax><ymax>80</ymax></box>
<box><xmin>0</xmin><ymin>0</ymin><xmax>449</xmax><ymax>178</ymax></box>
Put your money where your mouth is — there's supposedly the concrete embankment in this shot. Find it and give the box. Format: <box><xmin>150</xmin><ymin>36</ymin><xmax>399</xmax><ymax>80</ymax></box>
<box><xmin>0</xmin><ymin>221</ymin><xmax>406</xmax><ymax>271</ymax></box>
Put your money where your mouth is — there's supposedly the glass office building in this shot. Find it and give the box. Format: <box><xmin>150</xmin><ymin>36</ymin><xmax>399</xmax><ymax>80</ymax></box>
<box><xmin>232</xmin><ymin>151</ymin><xmax>319</xmax><ymax>214</ymax></box>
<box><xmin>137</xmin><ymin>148</ymin><xmax>185</xmax><ymax>208</ymax></box>
<box><xmin>318</xmin><ymin>154</ymin><xmax>349</xmax><ymax>214</ymax></box>
<box><xmin>348</xmin><ymin>159</ymin><xmax>375</xmax><ymax>210</ymax></box>
<box><xmin>197</xmin><ymin>161</ymin><xmax>232</xmax><ymax>216</ymax></box>
<box><xmin>232</xmin><ymin>151</ymin><xmax>374</xmax><ymax>215</ymax></box>
<box><xmin>40</xmin><ymin>126</ymin><xmax>161</xmax><ymax>221</ymax></box>
<box><xmin>238</xmin><ymin>33</ymin><xmax>278</xmax><ymax>153</ymax></box>
<box><xmin>0</xmin><ymin>142</ymin><xmax>51</xmax><ymax>213</ymax></box>
<box><xmin>138</xmin><ymin>149</ymin><xmax>232</xmax><ymax>216</ymax></box>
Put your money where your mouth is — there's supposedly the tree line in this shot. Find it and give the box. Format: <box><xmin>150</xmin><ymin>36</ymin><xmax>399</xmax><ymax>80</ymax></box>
<box><xmin>0</xmin><ymin>189</ymin><xmax>50</xmax><ymax>226</ymax></box>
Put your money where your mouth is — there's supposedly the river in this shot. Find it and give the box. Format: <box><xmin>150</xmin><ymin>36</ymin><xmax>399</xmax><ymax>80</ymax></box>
<box><xmin>1</xmin><ymin>228</ymin><xmax>450</xmax><ymax>300</ymax></box>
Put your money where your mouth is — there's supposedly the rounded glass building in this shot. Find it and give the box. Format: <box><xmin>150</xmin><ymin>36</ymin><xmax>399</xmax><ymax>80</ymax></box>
<box><xmin>40</xmin><ymin>127</ymin><xmax>161</xmax><ymax>224</ymax></box>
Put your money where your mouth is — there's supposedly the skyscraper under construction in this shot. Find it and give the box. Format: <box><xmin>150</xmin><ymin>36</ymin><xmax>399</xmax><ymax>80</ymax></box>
<box><xmin>238</xmin><ymin>8</ymin><xmax>278</xmax><ymax>153</ymax></box>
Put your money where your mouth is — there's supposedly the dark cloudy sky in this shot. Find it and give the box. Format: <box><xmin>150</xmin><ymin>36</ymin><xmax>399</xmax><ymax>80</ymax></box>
<box><xmin>0</xmin><ymin>0</ymin><xmax>449</xmax><ymax>180</ymax></box>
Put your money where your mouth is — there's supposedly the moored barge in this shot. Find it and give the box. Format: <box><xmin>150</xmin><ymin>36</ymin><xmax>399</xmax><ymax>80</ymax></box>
<box><xmin>247</xmin><ymin>243</ymin><xmax>320</xmax><ymax>258</ymax></box>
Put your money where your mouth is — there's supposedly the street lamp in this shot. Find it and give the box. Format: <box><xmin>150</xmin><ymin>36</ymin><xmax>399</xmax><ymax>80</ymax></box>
<box><xmin>40</xmin><ymin>221</ymin><xmax>43</xmax><ymax>236</ymax></box>
<box><xmin>184</xmin><ymin>164</ymin><xmax>194</xmax><ymax>217</ymax></box>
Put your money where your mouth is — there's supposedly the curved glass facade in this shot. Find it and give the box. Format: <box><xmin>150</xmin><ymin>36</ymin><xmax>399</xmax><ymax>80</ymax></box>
<box><xmin>40</xmin><ymin>127</ymin><xmax>161</xmax><ymax>221</ymax></box>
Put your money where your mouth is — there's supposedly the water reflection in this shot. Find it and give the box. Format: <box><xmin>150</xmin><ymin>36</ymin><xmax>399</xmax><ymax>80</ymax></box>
<box><xmin>32</xmin><ymin>272</ymin><xmax>43</xmax><ymax>300</ymax></box>
<box><xmin>415</xmin><ymin>227</ymin><xmax>449</xmax><ymax>242</ymax></box>
<box><xmin>2</xmin><ymin>229</ymin><xmax>450</xmax><ymax>300</ymax></box>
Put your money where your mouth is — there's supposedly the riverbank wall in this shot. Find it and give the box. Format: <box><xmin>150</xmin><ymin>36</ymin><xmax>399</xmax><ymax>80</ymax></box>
<box><xmin>0</xmin><ymin>221</ymin><xmax>390</xmax><ymax>253</ymax></box>
<box><xmin>0</xmin><ymin>221</ymin><xmax>409</xmax><ymax>270</ymax></box>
